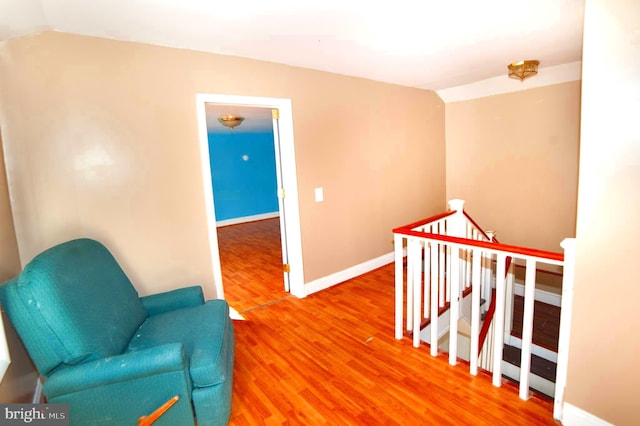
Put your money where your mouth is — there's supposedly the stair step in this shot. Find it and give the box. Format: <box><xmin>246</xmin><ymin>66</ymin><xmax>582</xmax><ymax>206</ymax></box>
<box><xmin>502</xmin><ymin>344</ymin><xmax>556</xmax><ymax>383</ymax></box>
<box><xmin>511</xmin><ymin>295</ymin><xmax>560</xmax><ymax>352</ymax></box>
<box><xmin>407</xmin><ymin>287</ymin><xmax>482</xmax><ymax>337</ymax></box>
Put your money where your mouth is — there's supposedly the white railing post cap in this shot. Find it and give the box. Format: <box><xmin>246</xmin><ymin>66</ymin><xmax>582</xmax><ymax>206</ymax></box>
<box><xmin>560</xmin><ymin>238</ymin><xmax>576</xmax><ymax>250</ymax></box>
<box><xmin>448</xmin><ymin>199</ymin><xmax>465</xmax><ymax>211</ymax></box>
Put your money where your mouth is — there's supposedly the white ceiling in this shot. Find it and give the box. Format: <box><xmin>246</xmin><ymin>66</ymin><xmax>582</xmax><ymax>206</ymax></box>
<box><xmin>0</xmin><ymin>0</ymin><xmax>585</xmax><ymax>91</ymax></box>
<box><xmin>206</xmin><ymin>105</ymin><xmax>273</xmax><ymax>134</ymax></box>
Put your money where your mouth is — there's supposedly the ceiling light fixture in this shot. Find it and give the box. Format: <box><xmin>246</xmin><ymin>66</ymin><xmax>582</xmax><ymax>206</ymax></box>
<box><xmin>508</xmin><ymin>60</ymin><xmax>540</xmax><ymax>81</ymax></box>
<box><xmin>218</xmin><ymin>115</ymin><xmax>245</xmax><ymax>129</ymax></box>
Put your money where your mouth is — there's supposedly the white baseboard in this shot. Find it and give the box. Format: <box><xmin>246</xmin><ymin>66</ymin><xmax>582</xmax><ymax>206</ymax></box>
<box><xmin>216</xmin><ymin>212</ymin><xmax>279</xmax><ymax>227</ymax></box>
<box><xmin>562</xmin><ymin>403</ymin><xmax>613</xmax><ymax>426</ymax></box>
<box><xmin>305</xmin><ymin>252</ymin><xmax>395</xmax><ymax>296</ymax></box>
<box><xmin>514</xmin><ymin>282</ymin><xmax>561</xmax><ymax>307</ymax></box>
<box><xmin>501</xmin><ymin>360</ymin><xmax>555</xmax><ymax>398</ymax></box>
<box><xmin>32</xmin><ymin>376</ymin><xmax>44</xmax><ymax>403</ymax></box>
<box><xmin>504</xmin><ymin>334</ymin><xmax>558</xmax><ymax>363</ymax></box>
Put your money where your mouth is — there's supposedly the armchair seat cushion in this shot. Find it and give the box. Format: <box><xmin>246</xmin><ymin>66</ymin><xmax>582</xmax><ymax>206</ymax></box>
<box><xmin>127</xmin><ymin>300</ymin><xmax>233</xmax><ymax>388</ymax></box>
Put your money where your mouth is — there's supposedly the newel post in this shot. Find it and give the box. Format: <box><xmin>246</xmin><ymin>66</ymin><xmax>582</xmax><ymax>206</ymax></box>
<box><xmin>447</xmin><ymin>199</ymin><xmax>466</xmax><ymax>229</ymax></box>
<box><xmin>554</xmin><ymin>238</ymin><xmax>576</xmax><ymax>421</ymax></box>
<box><xmin>394</xmin><ymin>233</ymin><xmax>404</xmax><ymax>340</ymax></box>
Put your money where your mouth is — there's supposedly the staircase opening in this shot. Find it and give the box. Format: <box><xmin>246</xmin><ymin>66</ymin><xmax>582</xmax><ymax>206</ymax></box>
<box><xmin>392</xmin><ymin>199</ymin><xmax>576</xmax><ymax>421</ymax></box>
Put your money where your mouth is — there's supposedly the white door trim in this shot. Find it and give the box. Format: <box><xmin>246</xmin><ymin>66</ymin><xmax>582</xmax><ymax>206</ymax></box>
<box><xmin>195</xmin><ymin>94</ymin><xmax>305</xmax><ymax>299</ymax></box>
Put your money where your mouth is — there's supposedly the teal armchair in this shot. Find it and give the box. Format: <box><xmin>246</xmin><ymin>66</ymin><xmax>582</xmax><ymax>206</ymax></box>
<box><xmin>0</xmin><ymin>238</ymin><xmax>234</xmax><ymax>426</ymax></box>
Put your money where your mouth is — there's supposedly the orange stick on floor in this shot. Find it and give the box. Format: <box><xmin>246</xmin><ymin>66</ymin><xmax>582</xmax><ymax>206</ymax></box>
<box><xmin>138</xmin><ymin>395</ymin><xmax>180</xmax><ymax>426</ymax></box>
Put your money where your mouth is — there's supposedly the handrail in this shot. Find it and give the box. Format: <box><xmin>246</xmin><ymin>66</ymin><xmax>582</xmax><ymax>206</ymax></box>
<box><xmin>477</xmin><ymin>290</ymin><xmax>496</xmax><ymax>356</ymax></box>
<box><xmin>392</xmin><ymin>210</ymin><xmax>456</xmax><ymax>232</ymax></box>
<box><xmin>394</xmin><ymin>229</ymin><xmax>564</xmax><ymax>264</ymax></box>
<box><xmin>477</xmin><ymin>256</ymin><xmax>512</xmax><ymax>356</ymax></box>
<box><xmin>463</xmin><ymin>210</ymin><xmax>492</xmax><ymax>241</ymax></box>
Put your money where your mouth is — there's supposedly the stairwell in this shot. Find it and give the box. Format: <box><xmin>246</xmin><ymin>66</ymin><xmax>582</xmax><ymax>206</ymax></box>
<box><xmin>419</xmin><ymin>284</ymin><xmax>561</xmax><ymax>398</ymax></box>
<box><xmin>393</xmin><ymin>199</ymin><xmax>576</xmax><ymax>421</ymax></box>
<box><xmin>415</xmin><ymin>281</ymin><xmax>561</xmax><ymax>398</ymax></box>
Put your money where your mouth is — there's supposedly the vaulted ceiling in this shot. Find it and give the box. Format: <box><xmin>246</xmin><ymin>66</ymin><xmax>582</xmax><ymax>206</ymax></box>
<box><xmin>1</xmin><ymin>0</ymin><xmax>585</xmax><ymax>91</ymax></box>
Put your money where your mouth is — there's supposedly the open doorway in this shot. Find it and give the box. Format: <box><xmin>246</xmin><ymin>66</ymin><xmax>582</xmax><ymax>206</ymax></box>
<box><xmin>215</xmin><ymin>216</ymin><xmax>287</xmax><ymax>313</ymax></box>
<box><xmin>207</xmin><ymin>105</ymin><xmax>286</xmax><ymax>312</ymax></box>
<box><xmin>195</xmin><ymin>94</ymin><xmax>305</xmax><ymax>308</ymax></box>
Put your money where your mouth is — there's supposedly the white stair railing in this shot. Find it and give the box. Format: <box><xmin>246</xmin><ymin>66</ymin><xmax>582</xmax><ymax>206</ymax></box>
<box><xmin>478</xmin><ymin>315</ymin><xmax>495</xmax><ymax>372</ymax></box>
<box><xmin>394</xmin><ymin>209</ymin><xmax>455</xmax><ymax>341</ymax></box>
<box><xmin>393</xmin><ymin>200</ymin><xmax>575</xmax><ymax>422</ymax></box>
<box><xmin>394</xmin><ymin>200</ymin><xmax>493</xmax><ymax>351</ymax></box>
<box><xmin>553</xmin><ymin>238</ymin><xmax>576</xmax><ymax>421</ymax></box>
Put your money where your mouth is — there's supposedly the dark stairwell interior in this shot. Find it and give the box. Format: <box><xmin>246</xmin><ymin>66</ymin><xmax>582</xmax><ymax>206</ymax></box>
<box><xmin>503</xmin><ymin>294</ymin><xmax>561</xmax><ymax>395</ymax></box>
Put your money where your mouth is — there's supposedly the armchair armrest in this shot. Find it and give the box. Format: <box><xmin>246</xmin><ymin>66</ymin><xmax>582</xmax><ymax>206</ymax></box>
<box><xmin>44</xmin><ymin>343</ymin><xmax>188</xmax><ymax>397</ymax></box>
<box><xmin>140</xmin><ymin>286</ymin><xmax>204</xmax><ymax>316</ymax></box>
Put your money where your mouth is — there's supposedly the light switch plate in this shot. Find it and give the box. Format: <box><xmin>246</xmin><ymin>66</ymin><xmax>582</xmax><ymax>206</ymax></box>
<box><xmin>314</xmin><ymin>187</ymin><xmax>324</xmax><ymax>202</ymax></box>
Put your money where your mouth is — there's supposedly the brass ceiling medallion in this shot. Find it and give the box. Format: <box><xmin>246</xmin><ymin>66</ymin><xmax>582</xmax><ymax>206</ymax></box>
<box><xmin>508</xmin><ymin>60</ymin><xmax>540</xmax><ymax>81</ymax></box>
<box><xmin>217</xmin><ymin>115</ymin><xmax>245</xmax><ymax>129</ymax></box>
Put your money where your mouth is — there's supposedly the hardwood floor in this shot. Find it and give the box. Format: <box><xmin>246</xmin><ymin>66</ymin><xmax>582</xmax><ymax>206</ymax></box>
<box><xmin>223</xmin><ymin>220</ymin><xmax>557</xmax><ymax>425</ymax></box>
<box><xmin>218</xmin><ymin>218</ymin><xmax>288</xmax><ymax>314</ymax></box>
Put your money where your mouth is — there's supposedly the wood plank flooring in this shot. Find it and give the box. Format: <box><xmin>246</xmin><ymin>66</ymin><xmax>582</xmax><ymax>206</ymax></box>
<box><xmin>218</xmin><ymin>218</ymin><xmax>288</xmax><ymax>313</ymax></box>
<box><xmin>221</xmin><ymin>219</ymin><xmax>558</xmax><ymax>425</ymax></box>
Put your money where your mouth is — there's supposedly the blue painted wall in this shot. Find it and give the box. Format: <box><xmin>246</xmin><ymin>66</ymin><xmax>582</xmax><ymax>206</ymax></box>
<box><xmin>208</xmin><ymin>131</ymin><xmax>279</xmax><ymax>221</ymax></box>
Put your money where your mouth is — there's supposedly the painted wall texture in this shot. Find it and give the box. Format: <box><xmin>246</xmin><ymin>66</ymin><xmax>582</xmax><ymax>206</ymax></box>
<box><xmin>0</xmin><ymin>135</ymin><xmax>20</xmax><ymax>282</ymax></box>
<box><xmin>566</xmin><ymin>0</ymin><xmax>640</xmax><ymax>424</ymax></box>
<box><xmin>445</xmin><ymin>81</ymin><xmax>581</xmax><ymax>254</ymax></box>
<box><xmin>208</xmin><ymin>131</ymin><xmax>278</xmax><ymax>221</ymax></box>
<box><xmin>0</xmin><ymin>31</ymin><xmax>446</xmax><ymax>300</ymax></box>
<box><xmin>0</xmin><ymin>133</ymin><xmax>38</xmax><ymax>402</ymax></box>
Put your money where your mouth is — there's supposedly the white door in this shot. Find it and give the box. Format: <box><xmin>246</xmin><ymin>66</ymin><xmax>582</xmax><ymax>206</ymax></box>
<box><xmin>271</xmin><ymin>108</ymin><xmax>291</xmax><ymax>291</ymax></box>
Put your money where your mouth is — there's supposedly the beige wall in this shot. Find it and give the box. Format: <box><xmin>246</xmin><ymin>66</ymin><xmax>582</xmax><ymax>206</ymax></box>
<box><xmin>566</xmin><ymin>0</ymin><xmax>640</xmax><ymax>424</ymax></box>
<box><xmin>0</xmin><ymin>133</ymin><xmax>20</xmax><ymax>281</ymax></box>
<box><xmin>0</xmin><ymin>32</ymin><xmax>445</xmax><ymax>299</ymax></box>
<box><xmin>445</xmin><ymin>82</ymin><xmax>581</xmax><ymax>254</ymax></box>
<box><xmin>0</xmin><ymin>131</ymin><xmax>38</xmax><ymax>402</ymax></box>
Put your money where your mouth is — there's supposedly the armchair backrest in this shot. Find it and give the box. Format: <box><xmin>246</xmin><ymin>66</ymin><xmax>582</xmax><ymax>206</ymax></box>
<box><xmin>0</xmin><ymin>239</ymin><xmax>149</xmax><ymax>375</ymax></box>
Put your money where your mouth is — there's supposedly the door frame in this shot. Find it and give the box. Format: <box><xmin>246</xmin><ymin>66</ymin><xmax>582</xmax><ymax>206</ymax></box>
<box><xmin>195</xmin><ymin>93</ymin><xmax>305</xmax><ymax>299</ymax></box>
